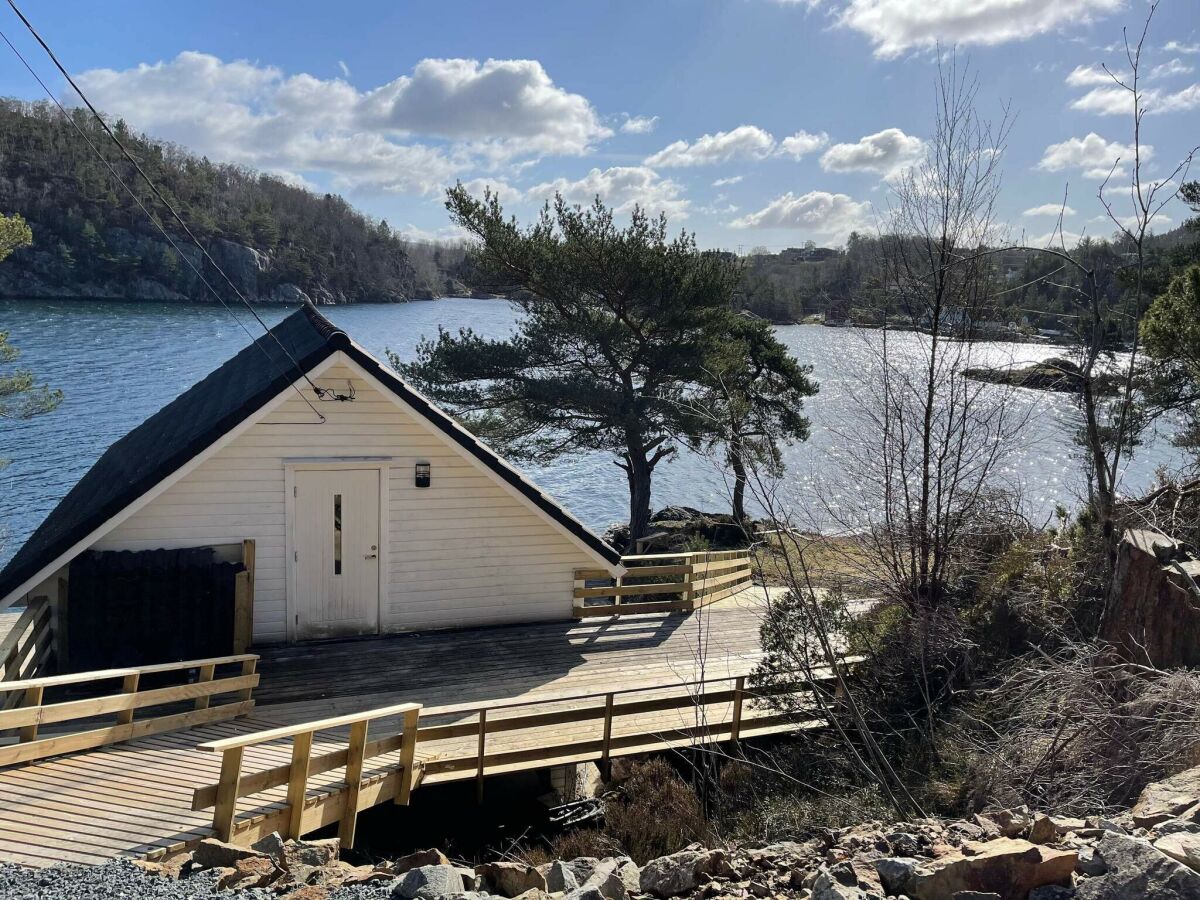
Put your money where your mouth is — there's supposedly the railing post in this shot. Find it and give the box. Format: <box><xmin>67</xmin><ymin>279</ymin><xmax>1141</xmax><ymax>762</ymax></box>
<box><xmin>286</xmin><ymin>731</ymin><xmax>314</xmax><ymax>839</ymax></box>
<box><xmin>213</xmin><ymin>746</ymin><xmax>244</xmax><ymax>842</ymax></box>
<box><xmin>731</xmin><ymin>676</ymin><xmax>745</xmax><ymax>743</ymax></box>
<box><xmin>395</xmin><ymin>707</ymin><xmax>421</xmax><ymax>806</ymax></box>
<box><xmin>116</xmin><ymin>672</ymin><xmax>140</xmax><ymax>726</ymax></box>
<box><xmin>17</xmin><ymin>685</ymin><xmax>43</xmax><ymax>743</ymax></box>
<box><xmin>475</xmin><ymin>708</ymin><xmax>487</xmax><ymax>805</ymax></box>
<box><xmin>339</xmin><ymin>720</ymin><xmax>369</xmax><ymax>848</ymax></box>
<box><xmin>238</xmin><ymin>658</ymin><xmax>257</xmax><ymax>704</ymax></box>
<box><xmin>600</xmin><ymin>693</ymin><xmax>615</xmax><ymax>781</ymax></box>
<box><xmin>194</xmin><ymin>663</ymin><xmax>216</xmax><ymax>711</ymax></box>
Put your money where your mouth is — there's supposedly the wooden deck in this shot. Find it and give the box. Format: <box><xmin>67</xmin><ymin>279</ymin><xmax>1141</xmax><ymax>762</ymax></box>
<box><xmin>0</xmin><ymin>589</ymin><xmax>825</xmax><ymax>868</ymax></box>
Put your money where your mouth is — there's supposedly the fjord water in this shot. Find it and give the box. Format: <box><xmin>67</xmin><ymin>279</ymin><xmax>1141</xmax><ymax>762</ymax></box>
<box><xmin>0</xmin><ymin>298</ymin><xmax>1187</xmax><ymax>563</ymax></box>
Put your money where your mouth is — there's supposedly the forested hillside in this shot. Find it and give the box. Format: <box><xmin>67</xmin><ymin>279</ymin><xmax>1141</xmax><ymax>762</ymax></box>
<box><xmin>0</xmin><ymin>99</ymin><xmax>466</xmax><ymax>303</ymax></box>
<box><xmin>739</xmin><ymin>220</ymin><xmax>1200</xmax><ymax>337</ymax></box>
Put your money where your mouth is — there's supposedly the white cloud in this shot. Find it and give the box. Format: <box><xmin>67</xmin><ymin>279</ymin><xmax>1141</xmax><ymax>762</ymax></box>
<box><xmin>620</xmin><ymin>114</ymin><xmax>659</xmax><ymax>134</ymax></box>
<box><xmin>1027</xmin><ymin>229</ymin><xmax>1086</xmax><ymax>248</ymax></box>
<box><xmin>457</xmin><ymin>178</ymin><xmax>523</xmax><ymax>207</ymax></box>
<box><xmin>1023</xmin><ymin>203</ymin><xmax>1077</xmax><ymax>217</ymax></box>
<box><xmin>712</xmin><ymin>175</ymin><xmax>744</xmax><ymax>187</ymax></box>
<box><xmin>1164</xmin><ymin>41</ymin><xmax>1200</xmax><ymax>55</ymax></box>
<box><xmin>645</xmin><ymin>125</ymin><xmax>776</xmax><ymax>167</ymax></box>
<box><xmin>730</xmin><ymin>190</ymin><xmax>872</xmax><ymax>242</ymax></box>
<box><xmin>778</xmin><ymin>130</ymin><xmax>830</xmax><ymax>159</ymax></box>
<box><xmin>1150</xmin><ymin>58</ymin><xmax>1194</xmax><ymax>79</ymax></box>
<box><xmin>1037</xmin><ymin>132</ymin><xmax>1148</xmax><ymax>179</ymax></box>
<box><xmin>337</xmin><ymin>60</ymin><xmax>351</xmax><ymax>78</ymax></box>
<box><xmin>1066</xmin><ymin>63</ymin><xmax>1119</xmax><ymax>87</ymax></box>
<box><xmin>1070</xmin><ymin>81</ymin><xmax>1200</xmax><ymax>115</ymax></box>
<box><xmin>833</xmin><ymin>0</ymin><xmax>1124</xmax><ymax>59</ymax></box>
<box><xmin>819</xmin><ymin>128</ymin><xmax>924</xmax><ymax>178</ymax></box>
<box><xmin>527</xmin><ymin>166</ymin><xmax>690</xmax><ymax>218</ymax></box>
<box><xmin>74</xmin><ymin>51</ymin><xmax>612</xmax><ymax>195</ymax></box>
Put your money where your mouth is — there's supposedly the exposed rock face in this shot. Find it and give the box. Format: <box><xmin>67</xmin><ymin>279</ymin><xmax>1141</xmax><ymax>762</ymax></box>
<box><xmin>392</xmin><ymin>864</ymin><xmax>466</xmax><ymax>899</ymax></box>
<box><xmin>907</xmin><ymin>838</ymin><xmax>1076</xmax><ymax>900</ymax></box>
<box><xmin>1133</xmin><ymin>763</ymin><xmax>1200</xmax><ymax>828</ymax></box>
<box><xmin>191</xmin><ymin>837</ymin><xmax>266</xmax><ymax>869</ymax></box>
<box><xmin>474</xmin><ymin>861</ymin><xmax>547</xmax><ymax>897</ymax></box>
<box><xmin>639</xmin><ymin>849</ymin><xmax>715</xmax><ymax>898</ymax></box>
<box><xmin>1106</xmin><ymin>530</ymin><xmax>1200</xmax><ymax>669</ymax></box>
<box><xmin>1075</xmin><ymin>833</ymin><xmax>1200</xmax><ymax>899</ymax></box>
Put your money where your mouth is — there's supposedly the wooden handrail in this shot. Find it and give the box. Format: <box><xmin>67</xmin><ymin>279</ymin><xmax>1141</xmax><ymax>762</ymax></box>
<box><xmin>0</xmin><ymin>655</ymin><xmax>259</xmax><ymax>768</ymax></box>
<box><xmin>0</xmin><ymin>598</ymin><xmax>53</xmax><ymax>688</ymax></box>
<box><xmin>574</xmin><ymin>550</ymin><xmax>754</xmax><ymax>617</ymax></box>
<box><xmin>193</xmin><ymin>701</ymin><xmax>423</xmax><ymax>847</ymax></box>
<box><xmin>0</xmin><ymin>653</ymin><xmax>259</xmax><ymax>693</ymax></box>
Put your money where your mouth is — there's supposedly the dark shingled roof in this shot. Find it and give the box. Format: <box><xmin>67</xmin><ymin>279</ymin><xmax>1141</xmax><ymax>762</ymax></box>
<box><xmin>0</xmin><ymin>304</ymin><xmax>620</xmax><ymax>601</ymax></box>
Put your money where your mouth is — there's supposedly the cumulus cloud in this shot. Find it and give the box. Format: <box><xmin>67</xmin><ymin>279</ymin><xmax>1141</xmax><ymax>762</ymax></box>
<box><xmin>819</xmin><ymin>128</ymin><xmax>924</xmax><ymax>178</ymax></box>
<box><xmin>1070</xmin><ymin>81</ymin><xmax>1200</xmax><ymax>115</ymax></box>
<box><xmin>73</xmin><ymin>51</ymin><xmax>611</xmax><ymax>195</ymax></box>
<box><xmin>526</xmin><ymin>166</ymin><xmax>690</xmax><ymax>218</ymax></box>
<box><xmin>832</xmin><ymin>0</ymin><xmax>1124</xmax><ymax>59</ymax></box>
<box><xmin>1037</xmin><ymin>132</ymin><xmax>1147</xmax><ymax>179</ymax></box>
<box><xmin>1027</xmin><ymin>229</ymin><xmax>1086</xmax><ymax>248</ymax></box>
<box><xmin>778</xmin><ymin>130</ymin><xmax>829</xmax><ymax>160</ymax></box>
<box><xmin>1023</xmin><ymin>203</ymin><xmax>1077</xmax><ymax>217</ymax></box>
<box><xmin>1150</xmin><ymin>58</ymin><xmax>1194</xmax><ymax>79</ymax></box>
<box><xmin>712</xmin><ymin>175</ymin><xmax>744</xmax><ymax>187</ymax></box>
<box><xmin>1163</xmin><ymin>41</ymin><xmax>1200</xmax><ymax>55</ymax></box>
<box><xmin>620</xmin><ymin>114</ymin><xmax>659</xmax><ymax>134</ymax></box>
<box><xmin>1065</xmin><ymin>63</ymin><xmax>1119</xmax><ymax>87</ymax></box>
<box><xmin>730</xmin><ymin>190</ymin><xmax>872</xmax><ymax>242</ymax></box>
<box><xmin>645</xmin><ymin>125</ymin><xmax>776</xmax><ymax>167</ymax></box>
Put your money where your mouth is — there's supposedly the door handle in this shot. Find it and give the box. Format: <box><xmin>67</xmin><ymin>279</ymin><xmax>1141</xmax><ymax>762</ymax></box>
<box><xmin>364</xmin><ymin>553</ymin><xmax>378</xmax><ymax>559</ymax></box>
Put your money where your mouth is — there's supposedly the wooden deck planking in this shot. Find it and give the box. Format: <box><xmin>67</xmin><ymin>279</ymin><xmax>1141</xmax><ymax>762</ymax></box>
<box><xmin>0</xmin><ymin>595</ymin><xmax>794</xmax><ymax>868</ymax></box>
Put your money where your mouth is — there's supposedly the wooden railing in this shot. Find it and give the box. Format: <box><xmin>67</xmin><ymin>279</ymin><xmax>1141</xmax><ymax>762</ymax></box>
<box><xmin>0</xmin><ymin>654</ymin><xmax>259</xmax><ymax>767</ymax></box>
<box><xmin>574</xmin><ymin>550</ymin><xmax>753</xmax><ymax>617</ymax></box>
<box><xmin>193</xmin><ymin>702</ymin><xmax>422</xmax><ymax>848</ymax></box>
<box><xmin>0</xmin><ymin>596</ymin><xmax>54</xmax><ymax>694</ymax></box>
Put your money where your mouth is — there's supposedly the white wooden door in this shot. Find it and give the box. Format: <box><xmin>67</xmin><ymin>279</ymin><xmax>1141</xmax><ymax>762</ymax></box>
<box><xmin>293</xmin><ymin>469</ymin><xmax>381</xmax><ymax>640</ymax></box>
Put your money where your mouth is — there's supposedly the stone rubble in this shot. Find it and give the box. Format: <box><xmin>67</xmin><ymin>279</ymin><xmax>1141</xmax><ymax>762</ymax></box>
<box><xmin>35</xmin><ymin>760</ymin><xmax>1200</xmax><ymax>900</ymax></box>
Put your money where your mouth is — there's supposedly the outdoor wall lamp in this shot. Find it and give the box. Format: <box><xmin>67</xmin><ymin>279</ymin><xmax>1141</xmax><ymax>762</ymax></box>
<box><xmin>415</xmin><ymin>462</ymin><xmax>431</xmax><ymax>488</ymax></box>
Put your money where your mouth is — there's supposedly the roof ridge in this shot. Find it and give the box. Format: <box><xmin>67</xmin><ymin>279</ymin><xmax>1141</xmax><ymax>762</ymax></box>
<box><xmin>298</xmin><ymin>301</ymin><xmax>350</xmax><ymax>349</ymax></box>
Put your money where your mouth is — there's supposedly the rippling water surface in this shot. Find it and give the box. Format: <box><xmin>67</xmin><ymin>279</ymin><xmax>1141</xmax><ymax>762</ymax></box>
<box><xmin>0</xmin><ymin>298</ymin><xmax>1187</xmax><ymax>562</ymax></box>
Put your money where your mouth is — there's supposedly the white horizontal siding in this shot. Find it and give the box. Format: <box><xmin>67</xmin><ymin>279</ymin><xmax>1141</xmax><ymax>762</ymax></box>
<box><xmin>95</xmin><ymin>357</ymin><xmax>606</xmax><ymax>644</ymax></box>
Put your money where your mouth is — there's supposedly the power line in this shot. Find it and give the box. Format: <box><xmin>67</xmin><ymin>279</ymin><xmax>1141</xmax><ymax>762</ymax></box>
<box><xmin>1</xmin><ymin>1</ymin><xmax>327</xmax><ymax>423</ymax></box>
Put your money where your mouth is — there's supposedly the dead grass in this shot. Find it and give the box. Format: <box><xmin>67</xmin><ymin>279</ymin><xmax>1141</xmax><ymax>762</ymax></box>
<box><xmin>752</xmin><ymin>532</ymin><xmax>874</xmax><ymax>595</ymax></box>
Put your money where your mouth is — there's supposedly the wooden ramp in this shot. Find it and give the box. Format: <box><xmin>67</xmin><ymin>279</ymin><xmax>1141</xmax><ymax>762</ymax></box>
<box><xmin>0</xmin><ymin>592</ymin><xmax>839</xmax><ymax>868</ymax></box>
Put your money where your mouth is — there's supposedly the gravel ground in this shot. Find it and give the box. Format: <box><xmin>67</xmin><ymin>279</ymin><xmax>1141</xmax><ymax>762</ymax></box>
<box><xmin>0</xmin><ymin>861</ymin><xmax>396</xmax><ymax>900</ymax></box>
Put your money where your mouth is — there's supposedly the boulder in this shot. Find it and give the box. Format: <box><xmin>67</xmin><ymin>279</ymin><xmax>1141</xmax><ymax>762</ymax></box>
<box><xmin>217</xmin><ymin>855</ymin><xmax>281</xmax><ymax>890</ymax></box>
<box><xmin>1134</xmin><ymin>766</ymin><xmax>1200</xmax><ymax>829</ymax></box>
<box><xmin>1075</xmin><ymin>846</ymin><xmax>1107</xmax><ymax>877</ymax></box>
<box><xmin>566</xmin><ymin>857</ymin><xmax>602</xmax><ymax>884</ymax></box>
<box><xmin>251</xmin><ymin>831</ymin><xmax>287</xmax><ymax>867</ymax></box>
<box><xmin>286</xmin><ymin>887</ymin><xmax>330</xmax><ymax>900</ymax></box>
<box><xmin>1028</xmin><ymin>888</ymin><xmax>1075</xmax><ymax>900</ymax></box>
<box><xmin>563</xmin><ymin>888</ymin><xmax>607</xmax><ymax>900</ymax></box>
<box><xmin>192</xmin><ymin>838</ymin><xmax>267</xmax><ymax>870</ymax></box>
<box><xmin>541</xmin><ymin>859</ymin><xmax>580</xmax><ymax>892</ymax></box>
<box><xmin>582</xmin><ymin>857</ymin><xmax>640</xmax><ymax>900</ymax></box>
<box><xmin>874</xmin><ymin>857</ymin><xmax>920</xmax><ymax>895</ymax></box>
<box><xmin>1156</xmin><ymin>833</ymin><xmax>1200</xmax><ymax>873</ymax></box>
<box><xmin>475</xmin><ymin>861</ymin><xmax>547</xmax><ymax>897</ymax></box>
<box><xmin>990</xmin><ymin>808</ymin><xmax>1033</xmax><ymax>839</ymax></box>
<box><xmin>810</xmin><ymin>865</ymin><xmax>869</xmax><ymax>899</ymax></box>
<box><xmin>284</xmin><ymin>837</ymin><xmax>340</xmax><ymax>870</ymax></box>
<box><xmin>343</xmin><ymin>865</ymin><xmax>395</xmax><ymax>886</ymax></box>
<box><xmin>1028</xmin><ymin>814</ymin><xmax>1057</xmax><ymax>845</ymax></box>
<box><xmin>639</xmin><ymin>849</ymin><xmax>711</xmax><ymax>898</ymax></box>
<box><xmin>392</xmin><ymin>848</ymin><xmax>452</xmax><ymax>876</ymax></box>
<box><xmin>909</xmin><ymin>837</ymin><xmax>1076</xmax><ymax>900</ymax></box>
<box><xmin>1075</xmin><ymin>833</ymin><xmax>1200</xmax><ymax>899</ymax></box>
<box><xmin>392</xmin><ymin>864</ymin><xmax>467</xmax><ymax>899</ymax></box>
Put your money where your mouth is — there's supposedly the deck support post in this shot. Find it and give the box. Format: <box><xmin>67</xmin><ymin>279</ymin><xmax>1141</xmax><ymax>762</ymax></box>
<box><xmin>213</xmin><ymin>746</ymin><xmax>244</xmax><ymax>842</ymax></box>
<box><xmin>17</xmin><ymin>685</ymin><xmax>43</xmax><ymax>743</ymax></box>
<box><xmin>115</xmin><ymin>673</ymin><xmax>140</xmax><ymax>726</ymax></box>
<box><xmin>475</xmin><ymin>709</ymin><xmax>487</xmax><ymax>805</ymax></box>
<box><xmin>395</xmin><ymin>707</ymin><xmax>421</xmax><ymax>806</ymax></box>
<box><xmin>338</xmin><ymin>720</ymin><xmax>369</xmax><ymax>848</ymax></box>
<box><xmin>731</xmin><ymin>676</ymin><xmax>745</xmax><ymax>743</ymax></box>
<box><xmin>600</xmin><ymin>693</ymin><xmax>615</xmax><ymax>781</ymax></box>
<box><xmin>286</xmin><ymin>731</ymin><xmax>314</xmax><ymax>838</ymax></box>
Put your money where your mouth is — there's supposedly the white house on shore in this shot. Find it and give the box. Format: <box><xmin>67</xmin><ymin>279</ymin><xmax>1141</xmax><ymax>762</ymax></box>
<box><xmin>0</xmin><ymin>304</ymin><xmax>623</xmax><ymax>652</ymax></box>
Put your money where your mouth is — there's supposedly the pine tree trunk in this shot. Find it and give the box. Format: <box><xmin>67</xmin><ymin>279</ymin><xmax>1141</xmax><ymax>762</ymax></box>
<box><xmin>729</xmin><ymin>447</ymin><xmax>748</xmax><ymax>526</ymax></box>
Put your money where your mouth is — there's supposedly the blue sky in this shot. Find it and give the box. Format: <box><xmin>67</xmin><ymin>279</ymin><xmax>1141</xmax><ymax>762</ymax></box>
<box><xmin>1</xmin><ymin>0</ymin><xmax>1198</xmax><ymax>250</ymax></box>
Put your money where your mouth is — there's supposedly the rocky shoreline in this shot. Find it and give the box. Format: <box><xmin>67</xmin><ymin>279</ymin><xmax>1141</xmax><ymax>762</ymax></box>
<box><xmin>6</xmin><ymin>763</ymin><xmax>1198</xmax><ymax>900</ymax></box>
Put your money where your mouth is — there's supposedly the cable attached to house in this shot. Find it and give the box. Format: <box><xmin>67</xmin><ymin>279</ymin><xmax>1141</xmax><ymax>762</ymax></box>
<box><xmin>1</xmin><ymin>1</ymin><xmax>330</xmax><ymax>423</ymax></box>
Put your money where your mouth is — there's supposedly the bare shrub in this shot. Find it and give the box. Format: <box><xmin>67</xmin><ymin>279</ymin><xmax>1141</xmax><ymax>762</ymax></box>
<box><xmin>604</xmin><ymin>757</ymin><xmax>712</xmax><ymax>863</ymax></box>
<box><xmin>946</xmin><ymin>646</ymin><xmax>1200</xmax><ymax>814</ymax></box>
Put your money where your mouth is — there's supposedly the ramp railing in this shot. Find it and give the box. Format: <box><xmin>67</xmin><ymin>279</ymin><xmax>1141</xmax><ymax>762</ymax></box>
<box><xmin>574</xmin><ymin>549</ymin><xmax>753</xmax><ymax>617</ymax></box>
<box><xmin>193</xmin><ymin>702</ymin><xmax>422</xmax><ymax>848</ymax></box>
<box><xmin>0</xmin><ymin>653</ymin><xmax>259</xmax><ymax>766</ymax></box>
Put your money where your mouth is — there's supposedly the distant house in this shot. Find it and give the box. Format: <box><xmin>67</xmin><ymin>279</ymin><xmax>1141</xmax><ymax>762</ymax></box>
<box><xmin>0</xmin><ymin>304</ymin><xmax>622</xmax><ymax>651</ymax></box>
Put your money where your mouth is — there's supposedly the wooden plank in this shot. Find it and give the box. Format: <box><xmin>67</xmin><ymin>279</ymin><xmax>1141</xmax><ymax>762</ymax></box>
<box><xmin>475</xmin><ymin>709</ymin><xmax>486</xmax><ymax>805</ymax></box>
<box><xmin>572</xmin><ymin>599</ymin><xmax>690</xmax><ymax>618</ymax></box>
<box><xmin>115</xmin><ymin>673</ymin><xmax>140</xmax><ymax>727</ymax></box>
<box><xmin>194</xmin><ymin>665</ymin><xmax>216</xmax><ymax>711</ymax></box>
<box><xmin>198</xmin><ymin>702</ymin><xmax>420</xmax><ymax>752</ymax></box>
<box><xmin>395</xmin><ymin>708</ymin><xmax>420</xmax><ymax>806</ymax></box>
<box><xmin>573</xmin><ymin>581</ymin><xmax>685</xmax><ymax>599</ymax></box>
<box><xmin>212</xmin><ymin>747</ymin><xmax>244</xmax><ymax>842</ymax></box>
<box><xmin>285</xmin><ymin>731</ymin><xmax>313</xmax><ymax>838</ymax></box>
<box><xmin>18</xmin><ymin>685</ymin><xmax>43</xmax><ymax>743</ymax></box>
<box><xmin>0</xmin><ymin>654</ymin><xmax>259</xmax><ymax>693</ymax></box>
<box><xmin>0</xmin><ymin>700</ymin><xmax>255</xmax><ymax>768</ymax></box>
